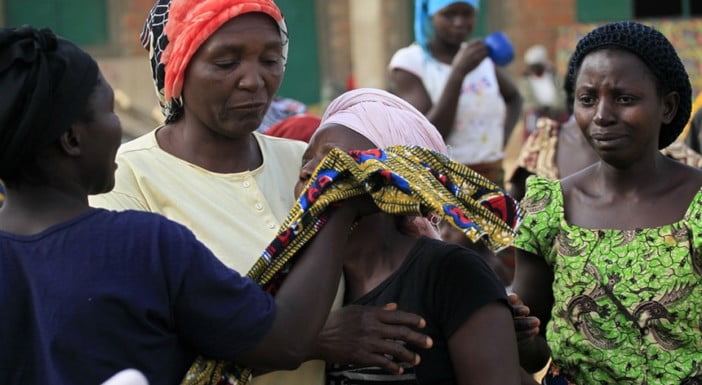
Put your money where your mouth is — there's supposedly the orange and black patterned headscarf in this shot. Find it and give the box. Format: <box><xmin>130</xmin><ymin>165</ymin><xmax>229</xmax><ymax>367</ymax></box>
<box><xmin>140</xmin><ymin>0</ymin><xmax>289</xmax><ymax>123</ymax></box>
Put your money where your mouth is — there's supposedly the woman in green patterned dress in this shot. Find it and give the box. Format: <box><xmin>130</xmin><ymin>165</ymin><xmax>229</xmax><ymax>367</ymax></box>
<box><xmin>512</xmin><ymin>21</ymin><xmax>702</xmax><ymax>384</ymax></box>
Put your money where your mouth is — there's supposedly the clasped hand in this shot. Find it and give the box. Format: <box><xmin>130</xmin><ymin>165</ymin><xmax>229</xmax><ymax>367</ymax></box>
<box><xmin>314</xmin><ymin>303</ymin><xmax>433</xmax><ymax>375</ymax></box>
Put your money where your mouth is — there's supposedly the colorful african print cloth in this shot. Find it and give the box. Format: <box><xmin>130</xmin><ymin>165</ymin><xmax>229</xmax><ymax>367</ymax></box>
<box><xmin>515</xmin><ymin>177</ymin><xmax>702</xmax><ymax>385</ymax></box>
<box><xmin>511</xmin><ymin>117</ymin><xmax>560</xmax><ymax>181</ymax></box>
<box><xmin>181</xmin><ymin>145</ymin><xmax>520</xmax><ymax>385</ymax></box>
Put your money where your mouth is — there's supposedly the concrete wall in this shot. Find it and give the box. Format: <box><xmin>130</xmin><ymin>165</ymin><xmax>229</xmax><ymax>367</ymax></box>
<box><xmin>98</xmin><ymin>56</ymin><xmax>162</xmax><ymax>138</ymax></box>
<box><xmin>115</xmin><ymin>0</ymin><xmax>157</xmax><ymax>56</ymax></box>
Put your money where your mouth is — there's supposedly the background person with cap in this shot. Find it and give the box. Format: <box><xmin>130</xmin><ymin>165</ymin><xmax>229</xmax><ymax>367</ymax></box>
<box><xmin>519</xmin><ymin>44</ymin><xmax>567</xmax><ymax>136</ymax></box>
<box><xmin>0</xmin><ymin>25</ymin><xmax>372</xmax><ymax>385</ymax></box>
<box><xmin>90</xmin><ymin>1</ymin><xmax>433</xmax><ymax>383</ymax></box>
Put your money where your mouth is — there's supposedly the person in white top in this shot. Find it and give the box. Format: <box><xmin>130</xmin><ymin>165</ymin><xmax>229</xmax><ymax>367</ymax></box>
<box><xmin>389</xmin><ymin>0</ymin><xmax>522</xmax><ymax>286</ymax></box>
<box><xmin>519</xmin><ymin>44</ymin><xmax>568</xmax><ymax>134</ymax></box>
<box><xmin>389</xmin><ymin>0</ymin><xmax>522</xmax><ymax>186</ymax></box>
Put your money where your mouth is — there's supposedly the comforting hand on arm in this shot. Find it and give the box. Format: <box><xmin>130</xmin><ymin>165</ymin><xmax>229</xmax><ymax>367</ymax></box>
<box><xmin>311</xmin><ymin>302</ymin><xmax>433</xmax><ymax>375</ymax></box>
<box><xmin>511</xmin><ymin>249</ymin><xmax>554</xmax><ymax>373</ymax></box>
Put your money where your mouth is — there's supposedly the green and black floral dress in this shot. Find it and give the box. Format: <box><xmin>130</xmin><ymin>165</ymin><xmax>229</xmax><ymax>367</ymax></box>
<box><xmin>515</xmin><ymin>176</ymin><xmax>702</xmax><ymax>385</ymax></box>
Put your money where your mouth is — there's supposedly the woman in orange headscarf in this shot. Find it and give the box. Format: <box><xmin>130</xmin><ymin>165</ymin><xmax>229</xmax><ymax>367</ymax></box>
<box><xmin>91</xmin><ymin>1</ymin><xmax>433</xmax><ymax>384</ymax></box>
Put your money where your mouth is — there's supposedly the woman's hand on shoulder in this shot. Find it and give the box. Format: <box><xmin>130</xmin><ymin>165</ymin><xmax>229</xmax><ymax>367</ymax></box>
<box><xmin>511</xmin><ymin>249</ymin><xmax>554</xmax><ymax>373</ymax></box>
<box><xmin>508</xmin><ymin>293</ymin><xmax>541</xmax><ymax>343</ymax></box>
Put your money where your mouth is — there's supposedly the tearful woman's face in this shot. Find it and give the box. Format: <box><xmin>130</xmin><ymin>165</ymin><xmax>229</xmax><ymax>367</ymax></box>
<box><xmin>573</xmin><ymin>48</ymin><xmax>678</xmax><ymax>166</ymax></box>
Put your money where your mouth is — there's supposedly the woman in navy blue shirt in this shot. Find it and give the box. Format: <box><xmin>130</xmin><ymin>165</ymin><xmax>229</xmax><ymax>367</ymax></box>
<box><xmin>0</xmin><ymin>26</ymin><xmax>368</xmax><ymax>385</ymax></box>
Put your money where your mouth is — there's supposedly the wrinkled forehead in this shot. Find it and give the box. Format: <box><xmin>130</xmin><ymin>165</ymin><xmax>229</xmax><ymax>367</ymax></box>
<box><xmin>575</xmin><ymin>47</ymin><xmax>657</xmax><ymax>86</ymax></box>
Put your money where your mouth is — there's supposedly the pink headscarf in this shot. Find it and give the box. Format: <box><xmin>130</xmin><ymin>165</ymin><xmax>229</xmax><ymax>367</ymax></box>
<box><xmin>319</xmin><ymin>88</ymin><xmax>448</xmax><ymax>239</ymax></box>
<box><xmin>319</xmin><ymin>88</ymin><xmax>449</xmax><ymax>155</ymax></box>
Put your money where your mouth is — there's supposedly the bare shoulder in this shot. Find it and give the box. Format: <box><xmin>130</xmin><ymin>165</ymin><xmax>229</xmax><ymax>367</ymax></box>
<box><xmin>667</xmin><ymin>159</ymin><xmax>702</xmax><ymax>198</ymax></box>
<box><xmin>388</xmin><ymin>68</ymin><xmax>424</xmax><ymax>91</ymax></box>
<box><xmin>558</xmin><ymin>162</ymin><xmax>598</xmax><ymax>198</ymax></box>
<box><xmin>558</xmin><ymin>159</ymin><xmax>702</xmax><ymax>228</ymax></box>
<box><xmin>387</xmin><ymin>69</ymin><xmax>432</xmax><ymax>114</ymax></box>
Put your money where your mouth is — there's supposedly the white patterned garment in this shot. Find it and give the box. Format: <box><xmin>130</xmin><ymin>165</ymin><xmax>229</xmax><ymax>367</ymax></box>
<box><xmin>389</xmin><ymin>44</ymin><xmax>506</xmax><ymax>165</ymax></box>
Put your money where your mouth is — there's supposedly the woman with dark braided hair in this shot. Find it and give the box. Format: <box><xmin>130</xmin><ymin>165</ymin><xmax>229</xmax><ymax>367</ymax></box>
<box><xmin>0</xmin><ymin>26</ymin><xmax>371</xmax><ymax>385</ymax></box>
<box><xmin>511</xmin><ymin>21</ymin><xmax>702</xmax><ymax>384</ymax></box>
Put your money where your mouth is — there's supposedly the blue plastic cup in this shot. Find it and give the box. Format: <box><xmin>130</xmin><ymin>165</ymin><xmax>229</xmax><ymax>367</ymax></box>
<box><xmin>484</xmin><ymin>32</ymin><xmax>515</xmax><ymax>66</ymax></box>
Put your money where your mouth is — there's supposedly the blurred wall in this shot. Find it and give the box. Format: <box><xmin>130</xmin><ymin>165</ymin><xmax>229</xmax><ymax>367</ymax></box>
<box><xmin>6</xmin><ymin>0</ymin><xmax>668</xmax><ymax>127</ymax></box>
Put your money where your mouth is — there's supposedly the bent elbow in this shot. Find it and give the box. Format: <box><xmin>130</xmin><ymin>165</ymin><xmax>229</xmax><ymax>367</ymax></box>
<box><xmin>281</xmin><ymin>344</ymin><xmax>311</xmax><ymax>369</ymax></box>
<box><xmin>262</xmin><ymin>347</ymin><xmax>307</xmax><ymax>371</ymax></box>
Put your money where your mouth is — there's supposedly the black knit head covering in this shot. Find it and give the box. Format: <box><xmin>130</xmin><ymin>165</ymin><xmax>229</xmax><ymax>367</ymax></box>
<box><xmin>0</xmin><ymin>26</ymin><xmax>99</xmax><ymax>182</ymax></box>
<box><xmin>564</xmin><ymin>21</ymin><xmax>692</xmax><ymax>149</ymax></box>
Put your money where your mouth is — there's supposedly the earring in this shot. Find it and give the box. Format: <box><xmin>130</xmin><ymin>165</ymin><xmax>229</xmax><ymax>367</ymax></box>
<box><xmin>428</xmin><ymin>212</ymin><xmax>442</xmax><ymax>227</ymax></box>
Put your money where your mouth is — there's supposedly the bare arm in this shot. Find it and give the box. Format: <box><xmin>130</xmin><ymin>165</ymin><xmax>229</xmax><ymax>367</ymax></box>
<box><xmin>438</xmin><ymin>223</ymin><xmax>512</xmax><ymax>286</ymax></box>
<box><xmin>389</xmin><ymin>40</ymin><xmax>489</xmax><ymax>139</ymax></box>
<box><xmin>388</xmin><ymin>69</ymin><xmax>436</xmax><ymax>121</ymax></box>
<box><xmin>234</xmin><ymin>205</ymin><xmax>357</xmax><ymax>370</ymax></box>
<box><xmin>496</xmin><ymin>67</ymin><xmax>523</xmax><ymax>147</ymax></box>
<box><xmin>511</xmin><ymin>248</ymin><xmax>554</xmax><ymax>373</ymax></box>
<box><xmin>448</xmin><ymin>301</ymin><xmax>520</xmax><ymax>385</ymax></box>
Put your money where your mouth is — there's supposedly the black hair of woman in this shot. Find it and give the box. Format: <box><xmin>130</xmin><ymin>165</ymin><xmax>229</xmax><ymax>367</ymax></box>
<box><xmin>0</xmin><ymin>26</ymin><xmax>99</xmax><ymax>186</ymax></box>
<box><xmin>0</xmin><ymin>25</ymin><xmax>374</xmax><ymax>385</ymax></box>
<box><xmin>511</xmin><ymin>21</ymin><xmax>702</xmax><ymax>385</ymax></box>
<box><xmin>564</xmin><ymin>21</ymin><xmax>692</xmax><ymax>149</ymax></box>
